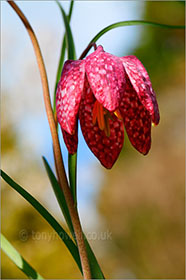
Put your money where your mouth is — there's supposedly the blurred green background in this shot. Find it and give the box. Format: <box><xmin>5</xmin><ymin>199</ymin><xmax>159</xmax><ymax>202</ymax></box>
<box><xmin>1</xmin><ymin>1</ymin><xmax>185</xmax><ymax>279</ymax></box>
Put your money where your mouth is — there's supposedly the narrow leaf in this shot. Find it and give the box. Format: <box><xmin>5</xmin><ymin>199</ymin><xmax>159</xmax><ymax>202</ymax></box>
<box><xmin>42</xmin><ymin>156</ymin><xmax>74</xmax><ymax>235</ymax></box>
<box><xmin>80</xmin><ymin>20</ymin><xmax>185</xmax><ymax>59</ymax></box>
<box><xmin>68</xmin><ymin>153</ymin><xmax>77</xmax><ymax>206</ymax></box>
<box><xmin>1</xmin><ymin>233</ymin><xmax>43</xmax><ymax>279</ymax></box>
<box><xmin>53</xmin><ymin>0</ymin><xmax>74</xmax><ymax>113</ymax></box>
<box><xmin>84</xmin><ymin>238</ymin><xmax>105</xmax><ymax>279</ymax></box>
<box><xmin>55</xmin><ymin>0</ymin><xmax>76</xmax><ymax>60</ymax></box>
<box><xmin>1</xmin><ymin>170</ymin><xmax>82</xmax><ymax>273</ymax></box>
<box><xmin>68</xmin><ymin>0</ymin><xmax>74</xmax><ymax>20</ymax></box>
<box><xmin>41</xmin><ymin>161</ymin><xmax>105</xmax><ymax>279</ymax></box>
<box><xmin>90</xmin><ymin>20</ymin><xmax>185</xmax><ymax>44</ymax></box>
<box><xmin>55</xmin><ymin>0</ymin><xmax>78</xmax><ymax>225</ymax></box>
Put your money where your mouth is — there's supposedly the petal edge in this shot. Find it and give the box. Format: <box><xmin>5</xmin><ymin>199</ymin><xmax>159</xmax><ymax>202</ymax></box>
<box><xmin>85</xmin><ymin>46</ymin><xmax>126</xmax><ymax>112</ymax></box>
<box><xmin>56</xmin><ymin>60</ymin><xmax>85</xmax><ymax>134</ymax></box>
<box><xmin>79</xmin><ymin>78</ymin><xmax>124</xmax><ymax>169</ymax></box>
<box><xmin>120</xmin><ymin>78</ymin><xmax>151</xmax><ymax>155</ymax></box>
<box><xmin>121</xmin><ymin>55</ymin><xmax>160</xmax><ymax>125</ymax></box>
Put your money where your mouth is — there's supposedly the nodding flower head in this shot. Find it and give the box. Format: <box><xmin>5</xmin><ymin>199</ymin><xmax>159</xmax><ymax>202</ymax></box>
<box><xmin>56</xmin><ymin>45</ymin><xmax>160</xmax><ymax>169</ymax></box>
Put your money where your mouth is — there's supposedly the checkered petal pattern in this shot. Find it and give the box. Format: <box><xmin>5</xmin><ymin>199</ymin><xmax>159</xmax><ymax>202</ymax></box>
<box><xmin>56</xmin><ymin>45</ymin><xmax>160</xmax><ymax>168</ymax></box>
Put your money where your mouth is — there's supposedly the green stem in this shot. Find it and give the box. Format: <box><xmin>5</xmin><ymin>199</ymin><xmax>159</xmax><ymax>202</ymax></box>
<box><xmin>54</xmin><ymin>0</ymin><xmax>78</xmax><ymax>207</ymax></box>
<box><xmin>90</xmin><ymin>20</ymin><xmax>185</xmax><ymax>43</ymax></box>
<box><xmin>42</xmin><ymin>156</ymin><xmax>74</xmax><ymax>235</ymax></box>
<box><xmin>68</xmin><ymin>153</ymin><xmax>77</xmax><ymax>207</ymax></box>
<box><xmin>80</xmin><ymin>20</ymin><xmax>185</xmax><ymax>59</ymax></box>
<box><xmin>53</xmin><ymin>0</ymin><xmax>74</xmax><ymax>114</ymax></box>
<box><xmin>42</xmin><ymin>159</ymin><xmax>105</xmax><ymax>279</ymax></box>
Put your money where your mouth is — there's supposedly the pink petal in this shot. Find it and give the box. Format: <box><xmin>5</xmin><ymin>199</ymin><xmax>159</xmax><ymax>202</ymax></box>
<box><xmin>119</xmin><ymin>77</ymin><xmax>151</xmax><ymax>155</ymax></box>
<box><xmin>85</xmin><ymin>45</ymin><xmax>126</xmax><ymax>112</ymax></box>
<box><xmin>120</xmin><ymin>55</ymin><xmax>160</xmax><ymax>125</ymax></box>
<box><xmin>56</xmin><ymin>60</ymin><xmax>85</xmax><ymax>134</ymax></box>
<box><xmin>62</xmin><ymin>127</ymin><xmax>78</xmax><ymax>154</ymax></box>
<box><xmin>79</xmin><ymin>78</ymin><xmax>124</xmax><ymax>169</ymax></box>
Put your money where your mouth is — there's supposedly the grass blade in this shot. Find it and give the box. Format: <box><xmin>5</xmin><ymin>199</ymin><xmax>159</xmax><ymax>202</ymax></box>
<box><xmin>1</xmin><ymin>233</ymin><xmax>43</xmax><ymax>279</ymax></box>
<box><xmin>55</xmin><ymin>0</ymin><xmax>78</xmax><ymax>221</ymax></box>
<box><xmin>84</xmin><ymin>238</ymin><xmax>105</xmax><ymax>279</ymax></box>
<box><xmin>53</xmin><ymin>0</ymin><xmax>74</xmax><ymax>113</ymax></box>
<box><xmin>1</xmin><ymin>169</ymin><xmax>82</xmax><ymax>273</ymax></box>
<box><xmin>42</xmin><ymin>161</ymin><xmax>105</xmax><ymax>278</ymax></box>
<box><xmin>68</xmin><ymin>153</ymin><xmax>77</xmax><ymax>206</ymax></box>
<box><xmin>68</xmin><ymin>0</ymin><xmax>74</xmax><ymax>20</ymax></box>
<box><xmin>80</xmin><ymin>20</ymin><xmax>185</xmax><ymax>59</ymax></box>
<box><xmin>55</xmin><ymin>0</ymin><xmax>76</xmax><ymax>60</ymax></box>
<box><xmin>90</xmin><ymin>20</ymin><xmax>185</xmax><ymax>43</ymax></box>
<box><xmin>42</xmin><ymin>156</ymin><xmax>74</xmax><ymax>235</ymax></box>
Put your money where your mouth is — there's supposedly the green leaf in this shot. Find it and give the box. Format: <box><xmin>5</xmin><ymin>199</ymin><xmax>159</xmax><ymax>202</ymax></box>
<box><xmin>80</xmin><ymin>20</ymin><xmax>185</xmax><ymax>59</ymax></box>
<box><xmin>42</xmin><ymin>161</ymin><xmax>105</xmax><ymax>279</ymax></box>
<box><xmin>42</xmin><ymin>156</ymin><xmax>74</xmax><ymax>235</ymax></box>
<box><xmin>90</xmin><ymin>20</ymin><xmax>185</xmax><ymax>43</ymax></box>
<box><xmin>1</xmin><ymin>170</ymin><xmax>82</xmax><ymax>273</ymax></box>
<box><xmin>53</xmin><ymin>0</ymin><xmax>74</xmax><ymax>113</ymax></box>
<box><xmin>67</xmin><ymin>0</ymin><xmax>74</xmax><ymax>20</ymax></box>
<box><xmin>55</xmin><ymin>0</ymin><xmax>76</xmax><ymax>60</ymax></box>
<box><xmin>1</xmin><ymin>233</ymin><xmax>43</xmax><ymax>279</ymax></box>
<box><xmin>84</xmin><ymin>238</ymin><xmax>105</xmax><ymax>279</ymax></box>
<box><xmin>54</xmin><ymin>1</ymin><xmax>78</xmax><ymax>208</ymax></box>
<box><xmin>68</xmin><ymin>153</ymin><xmax>77</xmax><ymax>206</ymax></box>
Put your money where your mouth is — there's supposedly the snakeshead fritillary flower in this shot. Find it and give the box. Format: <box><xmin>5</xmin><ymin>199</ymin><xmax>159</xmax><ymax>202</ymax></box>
<box><xmin>56</xmin><ymin>45</ymin><xmax>160</xmax><ymax>169</ymax></box>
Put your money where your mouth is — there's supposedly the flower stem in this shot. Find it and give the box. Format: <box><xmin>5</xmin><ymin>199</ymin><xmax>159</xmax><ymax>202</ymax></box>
<box><xmin>53</xmin><ymin>0</ymin><xmax>74</xmax><ymax>115</ymax></box>
<box><xmin>79</xmin><ymin>42</ymin><xmax>97</xmax><ymax>60</ymax></box>
<box><xmin>89</xmin><ymin>20</ymin><xmax>185</xmax><ymax>46</ymax></box>
<box><xmin>7</xmin><ymin>1</ymin><xmax>91</xmax><ymax>279</ymax></box>
<box><xmin>80</xmin><ymin>20</ymin><xmax>185</xmax><ymax>60</ymax></box>
<box><xmin>68</xmin><ymin>152</ymin><xmax>77</xmax><ymax>207</ymax></box>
